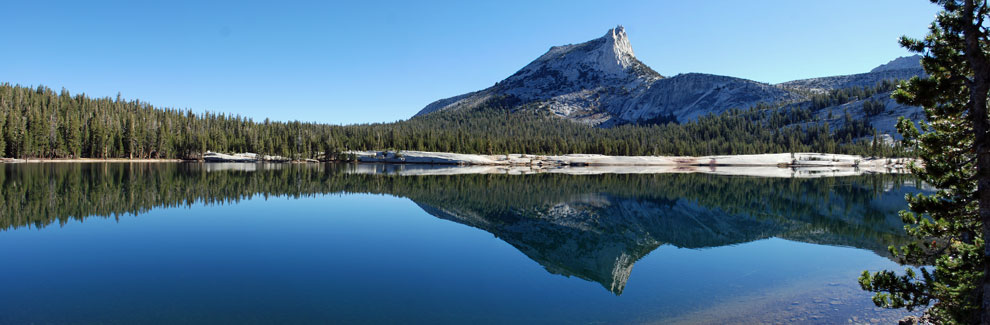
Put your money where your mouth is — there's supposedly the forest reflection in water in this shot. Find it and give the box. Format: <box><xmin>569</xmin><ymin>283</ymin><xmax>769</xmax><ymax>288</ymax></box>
<box><xmin>2</xmin><ymin>163</ymin><xmax>919</xmax><ymax>291</ymax></box>
<box><xmin>0</xmin><ymin>162</ymin><xmax>923</xmax><ymax>323</ymax></box>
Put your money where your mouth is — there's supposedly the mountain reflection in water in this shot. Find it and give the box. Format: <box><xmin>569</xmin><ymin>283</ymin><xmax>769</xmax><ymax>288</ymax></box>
<box><xmin>0</xmin><ymin>163</ymin><xmax>919</xmax><ymax>295</ymax></box>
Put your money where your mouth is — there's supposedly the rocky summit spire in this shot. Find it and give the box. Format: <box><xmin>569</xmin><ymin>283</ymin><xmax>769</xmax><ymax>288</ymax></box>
<box><xmin>606</xmin><ymin>25</ymin><xmax>635</xmax><ymax>60</ymax></box>
<box><xmin>497</xmin><ymin>25</ymin><xmax>650</xmax><ymax>86</ymax></box>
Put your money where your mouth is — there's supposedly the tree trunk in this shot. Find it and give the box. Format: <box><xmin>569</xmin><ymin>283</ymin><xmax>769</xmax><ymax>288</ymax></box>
<box><xmin>979</xmin><ymin>80</ymin><xmax>990</xmax><ymax>325</ymax></box>
<box><xmin>963</xmin><ymin>1</ymin><xmax>990</xmax><ymax>324</ymax></box>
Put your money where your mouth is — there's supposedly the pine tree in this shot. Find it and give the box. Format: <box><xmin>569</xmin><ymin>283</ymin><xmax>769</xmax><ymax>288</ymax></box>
<box><xmin>858</xmin><ymin>1</ymin><xmax>990</xmax><ymax>323</ymax></box>
<box><xmin>5</xmin><ymin>102</ymin><xmax>23</xmax><ymax>158</ymax></box>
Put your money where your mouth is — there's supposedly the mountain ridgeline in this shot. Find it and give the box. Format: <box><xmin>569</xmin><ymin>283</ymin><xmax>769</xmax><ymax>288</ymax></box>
<box><xmin>0</xmin><ymin>27</ymin><xmax>925</xmax><ymax>159</ymax></box>
<box><xmin>0</xmin><ymin>163</ymin><xmax>921</xmax><ymax>294</ymax></box>
<box><xmin>417</xmin><ymin>26</ymin><xmax>925</xmax><ymax>134</ymax></box>
<box><xmin>417</xmin><ymin>26</ymin><xmax>804</xmax><ymax>125</ymax></box>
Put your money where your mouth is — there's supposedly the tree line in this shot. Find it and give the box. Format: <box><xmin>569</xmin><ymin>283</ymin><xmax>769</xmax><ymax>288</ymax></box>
<box><xmin>0</xmin><ymin>82</ymin><xmax>906</xmax><ymax>160</ymax></box>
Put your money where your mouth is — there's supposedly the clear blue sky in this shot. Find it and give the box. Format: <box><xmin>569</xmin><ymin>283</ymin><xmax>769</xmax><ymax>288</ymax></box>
<box><xmin>2</xmin><ymin>0</ymin><xmax>939</xmax><ymax>125</ymax></box>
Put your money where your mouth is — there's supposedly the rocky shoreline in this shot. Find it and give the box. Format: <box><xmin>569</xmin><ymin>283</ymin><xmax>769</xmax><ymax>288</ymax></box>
<box><xmin>350</xmin><ymin>150</ymin><xmax>914</xmax><ymax>169</ymax></box>
<box><xmin>1</xmin><ymin>150</ymin><xmax>917</xmax><ymax>176</ymax></box>
<box><xmin>347</xmin><ymin>164</ymin><xmax>905</xmax><ymax>178</ymax></box>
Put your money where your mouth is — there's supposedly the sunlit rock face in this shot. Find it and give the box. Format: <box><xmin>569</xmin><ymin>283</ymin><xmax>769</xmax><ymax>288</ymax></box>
<box><xmin>415</xmin><ymin>26</ymin><xmax>798</xmax><ymax>126</ymax></box>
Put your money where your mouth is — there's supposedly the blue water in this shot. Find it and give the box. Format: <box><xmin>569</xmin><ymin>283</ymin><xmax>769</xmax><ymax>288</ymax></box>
<box><xmin>0</xmin><ymin>163</ymin><xmax>920</xmax><ymax>324</ymax></box>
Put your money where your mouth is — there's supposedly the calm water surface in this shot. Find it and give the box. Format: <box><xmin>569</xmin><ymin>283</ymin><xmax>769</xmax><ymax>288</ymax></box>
<box><xmin>0</xmin><ymin>163</ymin><xmax>923</xmax><ymax>324</ymax></box>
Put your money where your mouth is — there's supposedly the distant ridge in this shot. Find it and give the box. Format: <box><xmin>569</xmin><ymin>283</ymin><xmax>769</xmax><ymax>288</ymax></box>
<box><xmin>870</xmin><ymin>55</ymin><xmax>923</xmax><ymax>73</ymax></box>
<box><xmin>778</xmin><ymin>55</ymin><xmax>924</xmax><ymax>93</ymax></box>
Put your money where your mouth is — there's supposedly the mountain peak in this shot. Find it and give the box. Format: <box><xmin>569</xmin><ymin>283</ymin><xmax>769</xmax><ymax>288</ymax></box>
<box><xmin>520</xmin><ymin>25</ymin><xmax>645</xmax><ymax>82</ymax></box>
<box><xmin>417</xmin><ymin>26</ymin><xmax>795</xmax><ymax>125</ymax></box>
<box><xmin>606</xmin><ymin>25</ymin><xmax>635</xmax><ymax>59</ymax></box>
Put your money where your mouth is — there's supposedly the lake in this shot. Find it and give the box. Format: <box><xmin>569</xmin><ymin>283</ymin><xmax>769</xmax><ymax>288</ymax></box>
<box><xmin>0</xmin><ymin>163</ymin><xmax>923</xmax><ymax>324</ymax></box>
